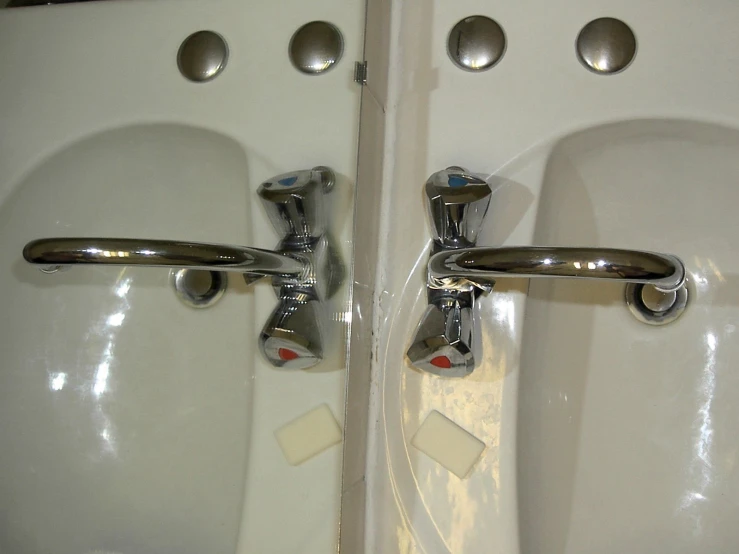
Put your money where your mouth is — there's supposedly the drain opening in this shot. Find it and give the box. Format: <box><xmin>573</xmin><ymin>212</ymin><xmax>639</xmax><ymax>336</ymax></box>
<box><xmin>625</xmin><ymin>281</ymin><xmax>689</xmax><ymax>326</ymax></box>
<box><xmin>171</xmin><ymin>269</ymin><xmax>227</xmax><ymax>308</ymax></box>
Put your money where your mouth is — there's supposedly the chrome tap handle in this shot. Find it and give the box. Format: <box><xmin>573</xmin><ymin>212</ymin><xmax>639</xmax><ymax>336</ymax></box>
<box><xmin>406</xmin><ymin>167</ymin><xmax>493</xmax><ymax>376</ymax></box>
<box><xmin>257</xmin><ymin>166</ymin><xmax>335</xmax><ymax>245</ymax></box>
<box><xmin>425</xmin><ymin>167</ymin><xmax>493</xmax><ymax>249</ymax></box>
<box><xmin>259</xmin><ymin>292</ymin><xmax>324</xmax><ymax>369</ymax></box>
<box><xmin>255</xmin><ymin>165</ymin><xmax>340</xmax><ymax>369</ymax></box>
<box><xmin>406</xmin><ymin>293</ymin><xmax>475</xmax><ymax>378</ymax></box>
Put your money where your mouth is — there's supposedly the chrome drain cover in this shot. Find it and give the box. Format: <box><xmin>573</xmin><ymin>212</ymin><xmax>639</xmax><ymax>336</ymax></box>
<box><xmin>171</xmin><ymin>269</ymin><xmax>227</xmax><ymax>308</ymax></box>
<box><xmin>625</xmin><ymin>281</ymin><xmax>689</xmax><ymax>326</ymax></box>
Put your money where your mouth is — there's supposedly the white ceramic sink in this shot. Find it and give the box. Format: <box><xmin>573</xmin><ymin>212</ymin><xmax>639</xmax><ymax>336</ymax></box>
<box><xmin>0</xmin><ymin>0</ymin><xmax>362</xmax><ymax>551</ymax></box>
<box><xmin>369</xmin><ymin>120</ymin><xmax>739</xmax><ymax>553</ymax></box>
<box><xmin>517</xmin><ymin>119</ymin><xmax>739</xmax><ymax>553</ymax></box>
<box><xmin>0</xmin><ymin>124</ymin><xmax>256</xmax><ymax>553</ymax></box>
<box><xmin>370</xmin><ymin>122</ymin><xmax>739</xmax><ymax>554</ymax></box>
<box><xmin>363</xmin><ymin>2</ymin><xmax>739</xmax><ymax>552</ymax></box>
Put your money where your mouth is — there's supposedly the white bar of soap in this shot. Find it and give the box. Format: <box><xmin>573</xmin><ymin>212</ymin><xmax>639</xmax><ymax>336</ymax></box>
<box><xmin>275</xmin><ymin>404</ymin><xmax>342</xmax><ymax>466</ymax></box>
<box><xmin>411</xmin><ymin>410</ymin><xmax>486</xmax><ymax>478</ymax></box>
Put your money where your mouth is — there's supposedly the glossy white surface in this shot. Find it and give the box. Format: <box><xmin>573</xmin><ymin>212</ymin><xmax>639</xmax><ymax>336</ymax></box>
<box><xmin>518</xmin><ymin>120</ymin><xmax>739</xmax><ymax>553</ymax></box>
<box><xmin>1</xmin><ymin>125</ymin><xmax>254</xmax><ymax>554</ymax></box>
<box><xmin>0</xmin><ymin>0</ymin><xmax>362</xmax><ymax>552</ymax></box>
<box><xmin>365</xmin><ymin>1</ymin><xmax>739</xmax><ymax>552</ymax></box>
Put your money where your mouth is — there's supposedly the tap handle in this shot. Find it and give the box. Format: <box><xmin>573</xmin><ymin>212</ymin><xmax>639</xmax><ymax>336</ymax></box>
<box><xmin>258</xmin><ymin>166</ymin><xmax>335</xmax><ymax>245</ymax></box>
<box><xmin>424</xmin><ymin>167</ymin><xmax>492</xmax><ymax>249</ymax></box>
<box><xmin>259</xmin><ymin>293</ymin><xmax>324</xmax><ymax>369</ymax></box>
<box><xmin>406</xmin><ymin>292</ymin><xmax>475</xmax><ymax>377</ymax></box>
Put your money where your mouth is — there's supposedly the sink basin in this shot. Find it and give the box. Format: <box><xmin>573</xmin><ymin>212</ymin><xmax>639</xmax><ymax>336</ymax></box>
<box><xmin>372</xmin><ymin>119</ymin><xmax>739</xmax><ymax>554</ymax></box>
<box><xmin>0</xmin><ymin>0</ymin><xmax>362</xmax><ymax>549</ymax></box>
<box><xmin>0</xmin><ymin>124</ymin><xmax>255</xmax><ymax>553</ymax></box>
<box><xmin>517</xmin><ymin>120</ymin><xmax>739</xmax><ymax>553</ymax></box>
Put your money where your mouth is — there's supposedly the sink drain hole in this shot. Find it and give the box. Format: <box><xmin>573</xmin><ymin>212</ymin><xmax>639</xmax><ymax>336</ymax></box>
<box><xmin>625</xmin><ymin>281</ymin><xmax>689</xmax><ymax>326</ymax></box>
<box><xmin>171</xmin><ymin>269</ymin><xmax>227</xmax><ymax>308</ymax></box>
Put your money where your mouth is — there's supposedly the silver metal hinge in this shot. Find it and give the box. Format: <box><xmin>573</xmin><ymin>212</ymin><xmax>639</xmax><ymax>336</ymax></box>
<box><xmin>354</xmin><ymin>61</ymin><xmax>368</xmax><ymax>85</ymax></box>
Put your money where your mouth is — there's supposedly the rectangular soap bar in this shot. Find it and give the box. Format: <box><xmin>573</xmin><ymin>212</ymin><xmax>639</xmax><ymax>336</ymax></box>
<box><xmin>275</xmin><ymin>404</ymin><xmax>342</xmax><ymax>466</ymax></box>
<box><xmin>411</xmin><ymin>410</ymin><xmax>486</xmax><ymax>478</ymax></box>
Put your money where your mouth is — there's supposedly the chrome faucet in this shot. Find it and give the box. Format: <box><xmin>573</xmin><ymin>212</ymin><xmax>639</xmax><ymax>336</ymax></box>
<box><xmin>406</xmin><ymin>167</ymin><xmax>687</xmax><ymax>377</ymax></box>
<box><xmin>23</xmin><ymin>166</ymin><xmax>342</xmax><ymax>370</ymax></box>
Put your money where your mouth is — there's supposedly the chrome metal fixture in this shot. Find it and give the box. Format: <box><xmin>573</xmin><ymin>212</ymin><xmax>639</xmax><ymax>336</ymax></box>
<box><xmin>171</xmin><ymin>269</ymin><xmax>228</xmax><ymax>309</ymax></box>
<box><xmin>23</xmin><ymin>166</ymin><xmax>342</xmax><ymax>369</ymax></box>
<box><xmin>447</xmin><ymin>16</ymin><xmax>506</xmax><ymax>72</ymax></box>
<box><xmin>406</xmin><ymin>167</ymin><xmax>687</xmax><ymax>377</ymax></box>
<box><xmin>177</xmin><ymin>30</ymin><xmax>229</xmax><ymax>83</ymax></box>
<box><xmin>576</xmin><ymin>17</ymin><xmax>637</xmax><ymax>75</ymax></box>
<box><xmin>406</xmin><ymin>167</ymin><xmax>493</xmax><ymax>378</ymax></box>
<box><xmin>429</xmin><ymin>247</ymin><xmax>685</xmax><ymax>293</ymax></box>
<box><xmin>625</xmin><ymin>281</ymin><xmax>689</xmax><ymax>326</ymax></box>
<box><xmin>289</xmin><ymin>21</ymin><xmax>344</xmax><ymax>75</ymax></box>
<box><xmin>23</xmin><ymin>238</ymin><xmax>309</xmax><ymax>277</ymax></box>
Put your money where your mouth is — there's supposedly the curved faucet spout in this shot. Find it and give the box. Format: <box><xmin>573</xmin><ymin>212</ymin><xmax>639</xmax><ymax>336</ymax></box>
<box><xmin>23</xmin><ymin>237</ymin><xmax>309</xmax><ymax>281</ymax></box>
<box><xmin>428</xmin><ymin>246</ymin><xmax>686</xmax><ymax>293</ymax></box>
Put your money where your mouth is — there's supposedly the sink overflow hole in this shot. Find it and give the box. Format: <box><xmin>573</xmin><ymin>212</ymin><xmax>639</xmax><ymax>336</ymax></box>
<box><xmin>625</xmin><ymin>282</ymin><xmax>689</xmax><ymax>326</ymax></box>
<box><xmin>171</xmin><ymin>269</ymin><xmax>227</xmax><ymax>308</ymax></box>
